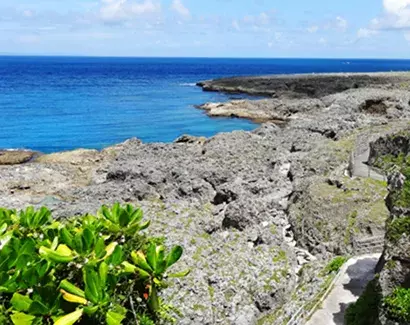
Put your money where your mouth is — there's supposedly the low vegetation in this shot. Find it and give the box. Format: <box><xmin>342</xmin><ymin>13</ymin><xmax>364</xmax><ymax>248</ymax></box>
<box><xmin>323</xmin><ymin>256</ymin><xmax>348</xmax><ymax>274</ymax></box>
<box><xmin>0</xmin><ymin>204</ymin><xmax>188</xmax><ymax>324</ymax></box>
<box><xmin>345</xmin><ymin>279</ymin><xmax>382</xmax><ymax>325</ymax></box>
<box><xmin>384</xmin><ymin>287</ymin><xmax>410</xmax><ymax>322</ymax></box>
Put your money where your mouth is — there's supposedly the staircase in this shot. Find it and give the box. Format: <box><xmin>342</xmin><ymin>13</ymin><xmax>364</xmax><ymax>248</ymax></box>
<box><xmin>353</xmin><ymin>236</ymin><xmax>385</xmax><ymax>255</ymax></box>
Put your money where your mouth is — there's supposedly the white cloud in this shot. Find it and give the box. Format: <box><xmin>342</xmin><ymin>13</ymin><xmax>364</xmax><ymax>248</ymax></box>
<box><xmin>318</xmin><ymin>37</ymin><xmax>327</xmax><ymax>45</ymax></box>
<box><xmin>371</xmin><ymin>0</ymin><xmax>410</xmax><ymax>29</ymax></box>
<box><xmin>100</xmin><ymin>0</ymin><xmax>161</xmax><ymax>23</ymax></box>
<box><xmin>171</xmin><ymin>0</ymin><xmax>190</xmax><ymax>18</ymax></box>
<box><xmin>357</xmin><ymin>28</ymin><xmax>379</xmax><ymax>38</ymax></box>
<box><xmin>22</xmin><ymin>10</ymin><xmax>34</xmax><ymax>18</ymax></box>
<box><xmin>405</xmin><ymin>32</ymin><xmax>410</xmax><ymax>41</ymax></box>
<box><xmin>307</xmin><ymin>25</ymin><xmax>319</xmax><ymax>33</ymax></box>
<box><xmin>336</xmin><ymin>16</ymin><xmax>348</xmax><ymax>31</ymax></box>
<box><xmin>232</xmin><ymin>20</ymin><xmax>240</xmax><ymax>31</ymax></box>
<box><xmin>259</xmin><ymin>12</ymin><xmax>270</xmax><ymax>25</ymax></box>
<box><xmin>384</xmin><ymin>0</ymin><xmax>410</xmax><ymax>14</ymax></box>
<box><xmin>17</xmin><ymin>34</ymin><xmax>40</xmax><ymax>44</ymax></box>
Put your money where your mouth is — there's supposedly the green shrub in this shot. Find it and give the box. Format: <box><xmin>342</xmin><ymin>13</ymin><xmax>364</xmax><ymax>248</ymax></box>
<box><xmin>387</xmin><ymin>216</ymin><xmax>410</xmax><ymax>243</ymax></box>
<box><xmin>0</xmin><ymin>203</ymin><xmax>189</xmax><ymax>324</ymax></box>
<box><xmin>345</xmin><ymin>279</ymin><xmax>382</xmax><ymax>325</ymax></box>
<box><xmin>324</xmin><ymin>256</ymin><xmax>348</xmax><ymax>274</ymax></box>
<box><xmin>384</xmin><ymin>287</ymin><xmax>410</xmax><ymax>322</ymax></box>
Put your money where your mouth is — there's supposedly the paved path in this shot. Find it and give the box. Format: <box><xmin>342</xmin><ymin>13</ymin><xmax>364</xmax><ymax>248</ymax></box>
<box><xmin>351</xmin><ymin>150</ymin><xmax>386</xmax><ymax>181</ymax></box>
<box><xmin>305</xmin><ymin>254</ymin><xmax>381</xmax><ymax>325</ymax></box>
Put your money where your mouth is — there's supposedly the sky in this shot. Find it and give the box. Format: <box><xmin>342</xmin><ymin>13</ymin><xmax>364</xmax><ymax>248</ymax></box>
<box><xmin>0</xmin><ymin>0</ymin><xmax>409</xmax><ymax>58</ymax></box>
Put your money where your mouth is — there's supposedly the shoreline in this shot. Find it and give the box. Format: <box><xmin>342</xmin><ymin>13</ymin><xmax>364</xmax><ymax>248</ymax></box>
<box><xmin>2</xmin><ymin>70</ymin><xmax>410</xmax><ymax>323</ymax></box>
<box><xmin>1</xmin><ymin>70</ymin><xmax>410</xmax><ymax>160</ymax></box>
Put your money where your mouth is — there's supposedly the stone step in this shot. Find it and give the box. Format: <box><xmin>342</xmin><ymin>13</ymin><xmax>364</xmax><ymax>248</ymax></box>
<box><xmin>354</xmin><ymin>236</ymin><xmax>384</xmax><ymax>244</ymax></box>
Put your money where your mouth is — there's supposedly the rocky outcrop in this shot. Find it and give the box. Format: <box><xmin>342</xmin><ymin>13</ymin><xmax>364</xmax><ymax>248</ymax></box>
<box><xmin>4</xmin><ymin>73</ymin><xmax>410</xmax><ymax>324</ymax></box>
<box><xmin>0</xmin><ymin>150</ymin><xmax>37</xmax><ymax>165</ymax></box>
<box><xmin>345</xmin><ymin>132</ymin><xmax>410</xmax><ymax>325</ymax></box>
<box><xmin>197</xmin><ymin>72</ymin><xmax>410</xmax><ymax>98</ymax></box>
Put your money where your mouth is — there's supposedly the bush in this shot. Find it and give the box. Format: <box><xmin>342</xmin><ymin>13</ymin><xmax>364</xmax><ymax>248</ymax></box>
<box><xmin>384</xmin><ymin>287</ymin><xmax>410</xmax><ymax>322</ymax></box>
<box><xmin>324</xmin><ymin>256</ymin><xmax>348</xmax><ymax>274</ymax></box>
<box><xmin>0</xmin><ymin>204</ymin><xmax>189</xmax><ymax>324</ymax></box>
<box><xmin>345</xmin><ymin>278</ymin><xmax>382</xmax><ymax>325</ymax></box>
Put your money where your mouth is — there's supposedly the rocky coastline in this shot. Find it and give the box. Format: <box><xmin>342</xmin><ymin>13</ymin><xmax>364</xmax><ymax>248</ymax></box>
<box><xmin>2</xmin><ymin>72</ymin><xmax>410</xmax><ymax>324</ymax></box>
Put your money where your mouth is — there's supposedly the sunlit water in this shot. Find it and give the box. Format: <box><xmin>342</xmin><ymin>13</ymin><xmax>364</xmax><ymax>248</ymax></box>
<box><xmin>1</xmin><ymin>56</ymin><xmax>410</xmax><ymax>153</ymax></box>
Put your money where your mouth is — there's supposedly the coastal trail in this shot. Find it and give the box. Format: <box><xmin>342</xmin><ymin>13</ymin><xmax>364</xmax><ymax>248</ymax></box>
<box><xmin>305</xmin><ymin>254</ymin><xmax>381</xmax><ymax>325</ymax></box>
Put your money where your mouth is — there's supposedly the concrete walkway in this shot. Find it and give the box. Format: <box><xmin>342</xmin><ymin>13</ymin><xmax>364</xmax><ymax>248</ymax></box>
<box><xmin>351</xmin><ymin>150</ymin><xmax>386</xmax><ymax>181</ymax></box>
<box><xmin>305</xmin><ymin>254</ymin><xmax>381</xmax><ymax>325</ymax></box>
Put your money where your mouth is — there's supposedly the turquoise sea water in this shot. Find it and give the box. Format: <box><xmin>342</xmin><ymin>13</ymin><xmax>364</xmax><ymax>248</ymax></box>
<box><xmin>1</xmin><ymin>57</ymin><xmax>410</xmax><ymax>153</ymax></box>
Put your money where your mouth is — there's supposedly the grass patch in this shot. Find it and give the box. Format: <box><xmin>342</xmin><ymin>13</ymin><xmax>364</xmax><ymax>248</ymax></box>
<box><xmin>324</xmin><ymin>256</ymin><xmax>349</xmax><ymax>274</ymax></box>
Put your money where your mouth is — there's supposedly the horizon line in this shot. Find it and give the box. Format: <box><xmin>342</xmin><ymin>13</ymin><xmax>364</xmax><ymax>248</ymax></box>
<box><xmin>1</xmin><ymin>54</ymin><xmax>410</xmax><ymax>61</ymax></box>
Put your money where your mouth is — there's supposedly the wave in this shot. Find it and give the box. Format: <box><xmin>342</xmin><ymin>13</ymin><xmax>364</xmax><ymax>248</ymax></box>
<box><xmin>179</xmin><ymin>83</ymin><xmax>197</xmax><ymax>87</ymax></box>
<box><xmin>0</xmin><ymin>148</ymin><xmax>31</xmax><ymax>152</ymax></box>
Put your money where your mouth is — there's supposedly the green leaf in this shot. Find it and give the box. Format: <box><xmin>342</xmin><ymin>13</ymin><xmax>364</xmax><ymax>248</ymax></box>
<box><xmin>146</xmin><ymin>244</ymin><xmax>157</xmax><ymax>270</ymax></box>
<box><xmin>73</xmin><ymin>233</ymin><xmax>84</xmax><ymax>255</ymax></box>
<box><xmin>0</xmin><ymin>231</ymin><xmax>13</xmax><ymax>251</ymax></box>
<box><xmin>83</xmin><ymin>306</ymin><xmax>98</xmax><ymax>316</ymax></box>
<box><xmin>28</xmin><ymin>301</ymin><xmax>49</xmax><ymax>316</ymax></box>
<box><xmin>19</xmin><ymin>239</ymin><xmax>36</xmax><ymax>256</ymax></box>
<box><xmin>108</xmin><ymin>246</ymin><xmax>123</xmax><ymax>266</ymax></box>
<box><xmin>60</xmin><ymin>280</ymin><xmax>85</xmax><ymax>298</ymax></box>
<box><xmin>36</xmin><ymin>260</ymin><xmax>50</xmax><ymax>278</ymax></box>
<box><xmin>10</xmin><ymin>312</ymin><xmax>37</xmax><ymax>325</ymax></box>
<box><xmin>84</xmin><ymin>267</ymin><xmax>101</xmax><ymax>304</ymax></box>
<box><xmin>0</xmin><ymin>223</ymin><xmax>7</xmax><ymax>235</ymax></box>
<box><xmin>118</xmin><ymin>210</ymin><xmax>129</xmax><ymax>228</ymax></box>
<box><xmin>121</xmin><ymin>261</ymin><xmax>137</xmax><ymax>274</ymax></box>
<box><xmin>168</xmin><ymin>269</ymin><xmax>191</xmax><ymax>278</ymax></box>
<box><xmin>166</xmin><ymin>246</ymin><xmax>183</xmax><ymax>268</ymax></box>
<box><xmin>112</xmin><ymin>203</ymin><xmax>120</xmax><ymax>224</ymax></box>
<box><xmin>138</xmin><ymin>220</ymin><xmax>150</xmax><ymax>231</ymax></box>
<box><xmin>10</xmin><ymin>293</ymin><xmax>33</xmax><ymax>312</ymax></box>
<box><xmin>99</xmin><ymin>262</ymin><xmax>108</xmax><ymax>288</ymax></box>
<box><xmin>136</xmin><ymin>267</ymin><xmax>151</xmax><ymax>281</ymax></box>
<box><xmin>106</xmin><ymin>311</ymin><xmax>126</xmax><ymax>325</ymax></box>
<box><xmin>94</xmin><ymin>238</ymin><xmax>106</xmax><ymax>259</ymax></box>
<box><xmin>148</xmin><ymin>285</ymin><xmax>160</xmax><ymax>312</ymax></box>
<box><xmin>131</xmin><ymin>251</ymin><xmax>152</xmax><ymax>273</ymax></box>
<box><xmin>54</xmin><ymin>309</ymin><xmax>83</xmax><ymax>325</ymax></box>
<box><xmin>82</xmin><ymin>228</ymin><xmax>95</xmax><ymax>254</ymax></box>
<box><xmin>39</xmin><ymin>246</ymin><xmax>74</xmax><ymax>263</ymax></box>
<box><xmin>130</xmin><ymin>208</ymin><xmax>143</xmax><ymax>223</ymax></box>
<box><xmin>51</xmin><ymin>237</ymin><xmax>59</xmax><ymax>251</ymax></box>
<box><xmin>59</xmin><ymin>228</ymin><xmax>73</xmax><ymax>247</ymax></box>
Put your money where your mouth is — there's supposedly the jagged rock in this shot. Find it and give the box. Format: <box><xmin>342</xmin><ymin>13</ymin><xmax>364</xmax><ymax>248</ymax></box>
<box><xmin>0</xmin><ymin>150</ymin><xmax>37</xmax><ymax>165</ymax></box>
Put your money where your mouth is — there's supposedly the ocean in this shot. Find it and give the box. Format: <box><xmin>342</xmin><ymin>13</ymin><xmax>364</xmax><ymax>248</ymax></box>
<box><xmin>1</xmin><ymin>56</ymin><xmax>410</xmax><ymax>153</ymax></box>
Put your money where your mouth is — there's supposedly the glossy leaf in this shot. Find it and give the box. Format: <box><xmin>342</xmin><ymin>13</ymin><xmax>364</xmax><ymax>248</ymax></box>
<box><xmin>84</xmin><ymin>268</ymin><xmax>102</xmax><ymax>304</ymax></box>
<box><xmin>10</xmin><ymin>312</ymin><xmax>37</xmax><ymax>325</ymax></box>
<box><xmin>106</xmin><ymin>311</ymin><xmax>125</xmax><ymax>325</ymax></box>
<box><xmin>168</xmin><ymin>269</ymin><xmax>191</xmax><ymax>278</ymax></box>
<box><xmin>54</xmin><ymin>309</ymin><xmax>83</xmax><ymax>325</ymax></box>
<box><xmin>28</xmin><ymin>301</ymin><xmax>49</xmax><ymax>316</ymax></box>
<box><xmin>166</xmin><ymin>246</ymin><xmax>183</xmax><ymax>268</ymax></box>
<box><xmin>10</xmin><ymin>293</ymin><xmax>33</xmax><ymax>312</ymax></box>
<box><xmin>60</xmin><ymin>280</ymin><xmax>85</xmax><ymax>298</ymax></box>
<box><xmin>60</xmin><ymin>289</ymin><xmax>88</xmax><ymax>305</ymax></box>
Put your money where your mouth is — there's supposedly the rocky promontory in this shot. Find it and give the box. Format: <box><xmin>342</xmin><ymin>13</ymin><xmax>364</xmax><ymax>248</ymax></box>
<box><xmin>2</xmin><ymin>72</ymin><xmax>410</xmax><ymax>324</ymax></box>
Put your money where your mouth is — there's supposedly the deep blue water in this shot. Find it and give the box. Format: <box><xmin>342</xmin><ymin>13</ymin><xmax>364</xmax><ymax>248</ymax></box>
<box><xmin>1</xmin><ymin>56</ymin><xmax>410</xmax><ymax>153</ymax></box>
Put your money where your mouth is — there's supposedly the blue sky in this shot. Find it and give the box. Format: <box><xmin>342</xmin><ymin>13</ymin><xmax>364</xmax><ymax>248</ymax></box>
<box><xmin>0</xmin><ymin>0</ymin><xmax>409</xmax><ymax>58</ymax></box>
